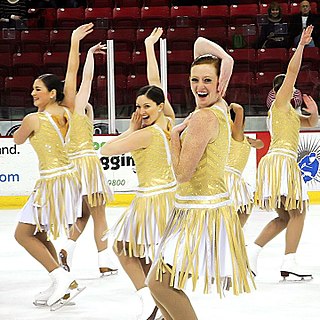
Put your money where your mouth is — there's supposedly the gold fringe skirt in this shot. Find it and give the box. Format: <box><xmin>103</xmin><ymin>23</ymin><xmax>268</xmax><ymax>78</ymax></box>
<box><xmin>105</xmin><ymin>187</ymin><xmax>176</xmax><ymax>263</ymax></box>
<box><xmin>71</xmin><ymin>153</ymin><xmax>113</xmax><ymax>207</ymax></box>
<box><xmin>150</xmin><ymin>204</ymin><xmax>255</xmax><ymax>296</ymax></box>
<box><xmin>225</xmin><ymin>167</ymin><xmax>254</xmax><ymax>214</ymax></box>
<box><xmin>18</xmin><ymin>166</ymin><xmax>82</xmax><ymax>239</ymax></box>
<box><xmin>255</xmin><ymin>150</ymin><xmax>308</xmax><ymax>211</ymax></box>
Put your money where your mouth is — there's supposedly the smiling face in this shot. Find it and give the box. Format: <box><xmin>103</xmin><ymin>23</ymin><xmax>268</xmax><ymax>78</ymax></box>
<box><xmin>190</xmin><ymin>63</ymin><xmax>220</xmax><ymax>109</ymax></box>
<box><xmin>31</xmin><ymin>79</ymin><xmax>54</xmax><ymax>110</ymax></box>
<box><xmin>136</xmin><ymin>95</ymin><xmax>162</xmax><ymax>127</ymax></box>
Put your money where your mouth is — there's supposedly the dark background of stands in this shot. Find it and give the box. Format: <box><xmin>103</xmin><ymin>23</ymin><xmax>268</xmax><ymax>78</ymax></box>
<box><xmin>0</xmin><ymin>0</ymin><xmax>319</xmax><ymax>120</ymax></box>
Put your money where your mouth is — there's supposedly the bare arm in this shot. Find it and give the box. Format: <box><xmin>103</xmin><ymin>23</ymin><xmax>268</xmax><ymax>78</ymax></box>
<box><xmin>247</xmin><ymin>137</ymin><xmax>264</xmax><ymax>149</ymax></box>
<box><xmin>172</xmin><ymin>109</ymin><xmax>217</xmax><ymax>183</ymax></box>
<box><xmin>299</xmin><ymin>94</ymin><xmax>319</xmax><ymax>128</ymax></box>
<box><xmin>145</xmin><ymin>27</ymin><xmax>175</xmax><ymax>121</ymax></box>
<box><xmin>13</xmin><ymin>114</ymin><xmax>39</xmax><ymax>145</ymax></box>
<box><xmin>275</xmin><ymin>25</ymin><xmax>313</xmax><ymax>111</ymax></box>
<box><xmin>63</xmin><ymin>23</ymin><xmax>94</xmax><ymax>112</ymax></box>
<box><xmin>75</xmin><ymin>42</ymin><xmax>106</xmax><ymax>115</ymax></box>
<box><xmin>194</xmin><ymin>37</ymin><xmax>234</xmax><ymax>97</ymax></box>
<box><xmin>100</xmin><ymin>127</ymin><xmax>152</xmax><ymax>156</ymax></box>
<box><xmin>229</xmin><ymin>103</ymin><xmax>244</xmax><ymax>142</ymax></box>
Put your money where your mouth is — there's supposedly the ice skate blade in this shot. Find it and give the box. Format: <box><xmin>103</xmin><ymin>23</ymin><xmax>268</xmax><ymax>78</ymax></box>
<box><xmin>100</xmin><ymin>270</ymin><xmax>118</xmax><ymax>278</ymax></box>
<box><xmin>50</xmin><ymin>286</ymin><xmax>86</xmax><ymax>311</ymax></box>
<box><xmin>280</xmin><ymin>271</ymin><xmax>313</xmax><ymax>282</ymax></box>
<box><xmin>33</xmin><ymin>300</ymin><xmax>76</xmax><ymax>307</ymax></box>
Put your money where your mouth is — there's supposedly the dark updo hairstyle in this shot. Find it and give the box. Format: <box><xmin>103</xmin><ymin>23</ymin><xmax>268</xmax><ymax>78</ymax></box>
<box><xmin>191</xmin><ymin>54</ymin><xmax>221</xmax><ymax>77</ymax></box>
<box><xmin>37</xmin><ymin>74</ymin><xmax>65</xmax><ymax>103</ymax></box>
<box><xmin>272</xmin><ymin>74</ymin><xmax>286</xmax><ymax>93</ymax></box>
<box><xmin>136</xmin><ymin>85</ymin><xmax>165</xmax><ymax>106</ymax></box>
<box><xmin>230</xmin><ymin>108</ymin><xmax>246</xmax><ymax>124</ymax></box>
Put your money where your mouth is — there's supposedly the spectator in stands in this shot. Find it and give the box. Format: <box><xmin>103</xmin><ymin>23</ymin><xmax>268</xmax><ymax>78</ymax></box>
<box><xmin>0</xmin><ymin>0</ymin><xmax>27</xmax><ymax>28</ymax></box>
<box><xmin>256</xmin><ymin>2</ymin><xmax>288</xmax><ymax>49</ymax></box>
<box><xmin>288</xmin><ymin>0</ymin><xmax>319</xmax><ymax>48</ymax></box>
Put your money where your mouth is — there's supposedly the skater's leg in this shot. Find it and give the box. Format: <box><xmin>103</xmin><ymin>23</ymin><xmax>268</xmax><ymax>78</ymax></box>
<box><xmin>15</xmin><ymin>222</ymin><xmax>59</xmax><ymax>272</ymax></box>
<box><xmin>139</xmin><ymin>257</ymin><xmax>152</xmax><ymax>277</ymax></box>
<box><xmin>148</xmin><ymin>267</ymin><xmax>198</xmax><ymax>320</ymax></box>
<box><xmin>35</xmin><ymin>230</ymin><xmax>59</xmax><ymax>263</ymax></box>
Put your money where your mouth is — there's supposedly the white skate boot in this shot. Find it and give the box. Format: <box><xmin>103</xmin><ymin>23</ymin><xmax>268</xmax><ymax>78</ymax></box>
<box><xmin>246</xmin><ymin>243</ymin><xmax>262</xmax><ymax>277</ymax></box>
<box><xmin>136</xmin><ymin>287</ymin><xmax>156</xmax><ymax>320</ymax></box>
<box><xmin>98</xmin><ymin>248</ymin><xmax>118</xmax><ymax>277</ymax></box>
<box><xmin>47</xmin><ymin>267</ymin><xmax>85</xmax><ymax>311</ymax></box>
<box><xmin>59</xmin><ymin>239</ymin><xmax>77</xmax><ymax>272</ymax></box>
<box><xmin>280</xmin><ymin>253</ymin><xmax>313</xmax><ymax>281</ymax></box>
<box><xmin>33</xmin><ymin>282</ymin><xmax>55</xmax><ymax>306</ymax></box>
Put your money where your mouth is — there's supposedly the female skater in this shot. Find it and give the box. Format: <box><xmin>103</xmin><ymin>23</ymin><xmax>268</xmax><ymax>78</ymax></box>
<box><xmin>59</xmin><ymin>41</ymin><xmax>117</xmax><ymax>276</ymax></box>
<box><xmin>247</xmin><ymin>25</ymin><xmax>319</xmax><ymax>279</ymax></box>
<box><xmin>13</xmin><ymin>23</ymin><xmax>94</xmax><ymax>307</ymax></box>
<box><xmin>225</xmin><ymin>102</ymin><xmax>264</xmax><ymax>227</ymax></box>
<box><xmin>147</xmin><ymin>37</ymin><xmax>254</xmax><ymax>320</ymax></box>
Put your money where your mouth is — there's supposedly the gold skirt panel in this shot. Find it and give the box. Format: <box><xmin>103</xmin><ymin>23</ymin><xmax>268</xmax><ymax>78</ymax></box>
<box><xmin>72</xmin><ymin>154</ymin><xmax>113</xmax><ymax>207</ymax></box>
<box><xmin>107</xmin><ymin>189</ymin><xmax>175</xmax><ymax>262</ymax></box>
<box><xmin>151</xmin><ymin>206</ymin><xmax>255</xmax><ymax>297</ymax></box>
<box><xmin>255</xmin><ymin>152</ymin><xmax>305</xmax><ymax>211</ymax></box>
<box><xmin>225</xmin><ymin>169</ymin><xmax>253</xmax><ymax>214</ymax></box>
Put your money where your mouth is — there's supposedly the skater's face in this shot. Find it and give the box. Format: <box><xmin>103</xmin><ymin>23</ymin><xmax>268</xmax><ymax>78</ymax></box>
<box><xmin>31</xmin><ymin>79</ymin><xmax>55</xmax><ymax>110</ymax></box>
<box><xmin>136</xmin><ymin>95</ymin><xmax>163</xmax><ymax>127</ymax></box>
<box><xmin>190</xmin><ymin>63</ymin><xmax>220</xmax><ymax>109</ymax></box>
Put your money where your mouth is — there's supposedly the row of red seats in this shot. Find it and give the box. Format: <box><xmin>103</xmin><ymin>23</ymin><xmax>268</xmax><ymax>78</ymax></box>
<box><xmin>1</xmin><ymin>47</ymin><xmax>319</xmax><ymax>80</ymax></box>
<box><xmin>1</xmin><ymin>71</ymin><xmax>318</xmax><ymax>111</ymax></box>
<box><xmin>25</xmin><ymin>3</ymin><xmax>318</xmax><ymax>29</ymax></box>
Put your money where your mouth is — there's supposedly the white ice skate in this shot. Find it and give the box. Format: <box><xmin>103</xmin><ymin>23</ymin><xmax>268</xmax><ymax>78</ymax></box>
<box><xmin>33</xmin><ymin>282</ymin><xmax>55</xmax><ymax>306</ymax></box>
<box><xmin>47</xmin><ymin>267</ymin><xmax>85</xmax><ymax>311</ymax></box>
<box><xmin>246</xmin><ymin>243</ymin><xmax>262</xmax><ymax>277</ymax></box>
<box><xmin>59</xmin><ymin>239</ymin><xmax>76</xmax><ymax>272</ymax></box>
<box><xmin>98</xmin><ymin>248</ymin><xmax>118</xmax><ymax>277</ymax></box>
<box><xmin>136</xmin><ymin>287</ymin><xmax>156</xmax><ymax>320</ymax></box>
<box><xmin>280</xmin><ymin>253</ymin><xmax>313</xmax><ymax>282</ymax></box>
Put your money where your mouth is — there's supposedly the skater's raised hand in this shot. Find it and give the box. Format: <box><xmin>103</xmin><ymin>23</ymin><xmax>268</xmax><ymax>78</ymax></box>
<box><xmin>88</xmin><ymin>42</ymin><xmax>107</xmax><ymax>55</ymax></box>
<box><xmin>71</xmin><ymin>22</ymin><xmax>94</xmax><ymax>42</ymax></box>
<box><xmin>145</xmin><ymin>27</ymin><xmax>163</xmax><ymax>46</ymax></box>
<box><xmin>299</xmin><ymin>25</ymin><xmax>313</xmax><ymax>47</ymax></box>
<box><xmin>129</xmin><ymin>109</ymin><xmax>143</xmax><ymax>131</ymax></box>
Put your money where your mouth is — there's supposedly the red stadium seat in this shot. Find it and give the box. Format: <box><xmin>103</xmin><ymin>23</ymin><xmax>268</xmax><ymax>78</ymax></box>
<box><xmin>112</xmin><ymin>7</ymin><xmax>140</xmax><ymax>29</ymax></box>
<box><xmin>167</xmin><ymin>49</ymin><xmax>193</xmax><ymax>74</ymax></box>
<box><xmin>140</xmin><ymin>6</ymin><xmax>170</xmax><ymax>29</ymax></box>
<box><xmin>87</xmin><ymin>0</ymin><xmax>114</xmax><ymax>7</ymax></box>
<box><xmin>43</xmin><ymin>51</ymin><xmax>69</xmax><ymax>77</ymax></box>
<box><xmin>12</xmin><ymin>52</ymin><xmax>43</xmax><ymax>77</ymax></box>
<box><xmin>0</xmin><ymin>52</ymin><xmax>12</xmax><ymax>77</ymax></box>
<box><xmin>84</xmin><ymin>7</ymin><xmax>112</xmax><ymax>28</ymax></box>
<box><xmin>114</xmin><ymin>51</ymin><xmax>132</xmax><ymax>76</ymax></box>
<box><xmin>227</xmin><ymin>49</ymin><xmax>256</xmax><ymax>73</ymax></box>
<box><xmin>20</xmin><ymin>30</ymin><xmax>50</xmax><ymax>54</ymax></box>
<box><xmin>225</xmin><ymin>72</ymin><xmax>254</xmax><ymax>105</ymax></box>
<box><xmin>170</xmin><ymin>6</ymin><xmax>199</xmax><ymax>28</ymax></box>
<box><xmin>114</xmin><ymin>0</ymin><xmax>142</xmax><ymax>7</ymax></box>
<box><xmin>296</xmin><ymin>71</ymin><xmax>319</xmax><ymax>96</ymax></box>
<box><xmin>197</xmin><ymin>26</ymin><xmax>228</xmax><ymax>48</ymax></box>
<box><xmin>40</xmin><ymin>8</ymin><xmax>57</xmax><ymax>29</ymax></box>
<box><xmin>257</xmin><ymin>48</ymin><xmax>288</xmax><ymax>73</ymax></box>
<box><xmin>107</xmin><ymin>29</ymin><xmax>136</xmax><ymax>52</ymax></box>
<box><xmin>56</xmin><ymin>8</ymin><xmax>85</xmax><ymax>28</ymax></box>
<box><xmin>254</xmin><ymin>71</ymin><xmax>279</xmax><ymax>105</ymax></box>
<box><xmin>0</xmin><ymin>29</ymin><xmax>20</xmax><ymax>53</ymax></box>
<box><xmin>228</xmin><ymin>25</ymin><xmax>258</xmax><ymax>49</ymax></box>
<box><xmin>166</xmin><ymin>27</ymin><xmax>197</xmax><ymax>51</ymax></box>
<box><xmin>229</xmin><ymin>4</ymin><xmax>259</xmax><ymax>26</ymax></box>
<box><xmin>49</xmin><ymin>29</ymin><xmax>73</xmax><ymax>52</ymax></box>
<box><xmin>80</xmin><ymin>29</ymin><xmax>108</xmax><ymax>52</ymax></box>
<box><xmin>144</xmin><ymin>0</ymin><xmax>170</xmax><ymax>6</ymax></box>
<box><xmin>126</xmin><ymin>74</ymin><xmax>148</xmax><ymax>106</ymax></box>
<box><xmin>131</xmin><ymin>50</ymin><xmax>147</xmax><ymax>74</ymax></box>
<box><xmin>199</xmin><ymin>5</ymin><xmax>229</xmax><ymax>27</ymax></box>
<box><xmin>135</xmin><ymin>28</ymin><xmax>156</xmax><ymax>51</ymax></box>
<box><xmin>289</xmin><ymin>47</ymin><xmax>319</xmax><ymax>72</ymax></box>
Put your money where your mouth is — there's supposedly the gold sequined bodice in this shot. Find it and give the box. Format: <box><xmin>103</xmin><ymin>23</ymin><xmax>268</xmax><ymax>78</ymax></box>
<box><xmin>68</xmin><ymin>113</ymin><xmax>94</xmax><ymax>154</ymax></box>
<box><xmin>269</xmin><ymin>104</ymin><xmax>300</xmax><ymax>153</ymax></box>
<box><xmin>29</xmin><ymin>112</ymin><xmax>72</xmax><ymax>172</ymax></box>
<box><xmin>227</xmin><ymin>136</ymin><xmax>251</xmax><ymax>173</ymax></box>
<box><xmin>177</xmin><ymin>106</ymin><xmax>230</xmax><ymax>199</ymax></box>
<box><xmin>131</xmin><ymin>125</ymin><xmax>175</xmax><ymax>188</ymax></box>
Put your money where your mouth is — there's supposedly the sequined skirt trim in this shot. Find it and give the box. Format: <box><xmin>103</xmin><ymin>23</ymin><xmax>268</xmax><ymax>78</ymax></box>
<box><xmin>148</xmin><ymin>205</ymin><xmax>255</xmax><ymax>296</ymax></box>
<box><xmin>255</xmin><ymin>150</ymin><xmax>308</xmax><ymax>211</ymax></box>
<box><xmin>72</xmin><ymin>154</ymin><xmax>113</xmax><ymax>206</ymax></box>
<box><xmin>225</xmin><ymin>167</ymin><xmax>253</xmax><ymax>214</ymax></box>
<box><xmin>104</xmin><ymin>187</ymin><xmax>176</xmax><ymax>263</ymax></box>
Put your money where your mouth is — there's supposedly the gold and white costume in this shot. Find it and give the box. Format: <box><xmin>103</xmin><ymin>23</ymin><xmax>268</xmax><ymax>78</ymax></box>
<box><xmin>107</xmin><ymin>124</ymin><xmax>176</xmax><ymax>262</ymax></box>
<box><xmin>18</xmin><ymin>110</ymin><xmax>82</xmax><ymax>239</ymax></box>
<box><xmin>225</xmin><ymin>136</ymin><xmax>253</xmax><ymax>213</ymax></box>
<box><xmin>255</xmin><ymin>104</ymin><xmax>308</xmax><ymax>211</ymax></box>
<box><xmin>68</xmin><ymin>113</ymin><xmax>113</xmax><ymax>206</ymax></box>
<box><xmin>152</xmin><ymin>106</ymin><xmax>254</xmax><ymax>296</ymax></box>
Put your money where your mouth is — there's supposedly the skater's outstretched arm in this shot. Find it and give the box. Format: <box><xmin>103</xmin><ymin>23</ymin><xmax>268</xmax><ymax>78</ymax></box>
<box><xmin>193</xmin><ymin>37</ymin><xmax>234</xmax><ymax>97</ymax></box>
<box><xmin>145</xmin><ymin>27</ymin><xmax>175</xmax><ymax>122</ymax></box>
<box><xmin>229</xmin><ymin>103</ymin><xmax>244</xmax><ymax>142</ymax></box>
<box><xmin>63</xmin><ymin>23</ymin><xmax>94</xmax><ymax>112</ymax></box>
<box><xmin>75</xmin><ymin>42</ymin><xmax>106</xmax><ymax>119</ymax></box>
<box><xmin>275</xmin><ymin>25</ymin><xmax>313</xmax><ymax>111</ymax></box>
<box><xmin>13</xmin><ymin>113</ymin><xmax>39</xmax><ymax>145</ymax></box>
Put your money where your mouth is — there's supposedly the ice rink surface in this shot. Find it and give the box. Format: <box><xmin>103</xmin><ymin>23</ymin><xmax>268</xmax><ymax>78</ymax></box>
<box><xmin>1</xmin><ymin>205</ymin><xmax>320</xmax><ymax>320</ymax></box>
